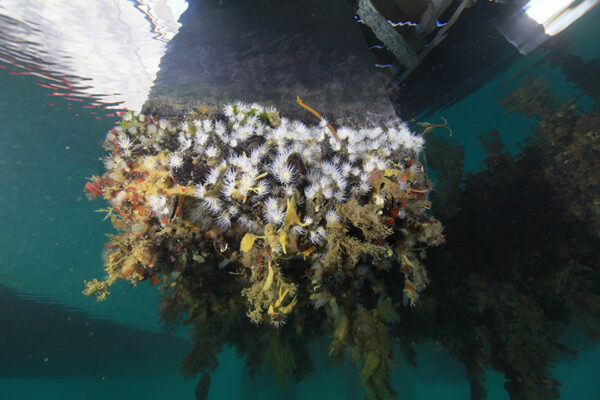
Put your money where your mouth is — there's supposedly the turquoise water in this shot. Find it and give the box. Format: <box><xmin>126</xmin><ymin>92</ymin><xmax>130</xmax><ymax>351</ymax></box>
<box><xmin>1</xmin><ymin>2</ymin><xmax>600</xmax><ymax>400</ymax></box>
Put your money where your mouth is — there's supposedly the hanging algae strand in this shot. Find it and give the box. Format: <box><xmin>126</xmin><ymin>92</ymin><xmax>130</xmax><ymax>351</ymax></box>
<box><xmin>296</xmin><ymin>96</ymin><xmax>339</xmax><ymax>141</ymax></box>
<box><xmin>82</xmin><ymin>99</ymin><xmax>443</xmax><ymax>399</ymax></box>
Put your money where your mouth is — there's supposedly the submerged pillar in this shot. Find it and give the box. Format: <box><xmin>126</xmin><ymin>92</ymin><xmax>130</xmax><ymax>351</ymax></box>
<box><xmin>84</xmin><ymin>1</ymin><xmax>443</xmax><ymax>399</ymax></box>
<box><xmin>146</xmin><ymin>0</ymin><xmax>396</xmax><ymax>120</ymax></box>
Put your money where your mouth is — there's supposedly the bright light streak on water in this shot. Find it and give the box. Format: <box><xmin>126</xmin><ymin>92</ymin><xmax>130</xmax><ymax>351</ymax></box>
<box><xmin>0</xmin><ymin>0</ymin><xmax>188</xmax><ymax>114</ymax></box>
<box><xmin>523</xmin><ymin>0</ymin><xmax>598</xmax><ymax>36</ymax></box>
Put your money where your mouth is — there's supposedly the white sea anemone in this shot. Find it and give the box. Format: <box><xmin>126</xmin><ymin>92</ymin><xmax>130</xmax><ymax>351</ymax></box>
<box><xmin>202</xmin><ymin>119</ymin><xmax>213</xmax><ymax>133</ymax></box>
<box><xmin>147</xmin><ymin>194</ymin><xmax>167</xmax><ymax>215</ymax></box>
<box><xmin>215</xmin><ymin>212</ymin><xmax>232</xmax><ymax>231</ymax></box>
<box><xmin>283</xmin><ymin>185</ymin><xmax>295</xmax><ymax>198</ymax></box>
<box><xmin>178</xmin><ymin>136</ymin><xmax>192</xmax><ymax>152</ymax></box>
<box><xmin>205</xmin><ymin>167</ymin><xmax>221</xmax><ymax>185</ymax></box>
<box><xmin>194</xmin><ymin>184</ymin><xmax>206</xmax><ymax>198</ymax></box>
<box><xmin>264</xmin><ymin>197</ymin><xmax>285</xmax><ymax>225</ymax></box>
<box><xmin>325</xmin><ymin>209</ymin><xmax>340</xmax><ymax>225</ymax></box>
<box><xmin>322</xmin><ymin>186</ymin><xmax>334</xmax><ymax>199</ymax></box>
<box><xmin>304</xmin><ymin>184</ymin><xmax>318</xmax><ymax>200</ymax></box>
<box><xmin>117</xmin><ymin>134</ymin><xmax>133</xmax><ymax>151</ymax></box>
<box><xmin>221</xmin><ymin>178</ymin><xmax>237</xmax><ymax>199</ymax></box>
<box><xmin>227</xmin><ymin>205</ymin><xmax>239</xmax><ymax>217</ymax></box>
<box><xmin>255</xmin><ymin>181</ymin><xmax>270</xmax><ymax>197</ymax></box>
<box><xmin>142</xmin><ymin>156</ymin><xmax>157</xmax><ymax>171</ymax></box>
<box><xmin>223</xmin><ymin>104</ymin><xmax>235</xmax><ymax>118</ymax></box>
<box><xmin>238</xmin><ymin>215</ymin><xmax>256</xmax><ymax>231</ymax></box>
<box><xmin>334</xmin><ymin>190</ymin><xmax>347</xmax><ymax>202</ymax></box>
<box><xmin>358</xmin><ymin>181</ymin><xmax>371</xmax><ymax>195</ymax></box>
<box><xmin>205</xmin><ymin>145</ymin><xmax>219</xmax><ymax>158</ymax></box>
<box><xmin>292</xmin><ymin>225</ymin><xmax>306</xmax><ymax>235</ymax></box>
<box><xmin>169</xmin><ymin>153</ymin><xmax>184</xmax><ymax>170</ymax></box>
<box><xmin>273</xmin><ymin>162</ymin><xmax>295</xmax><ymax>185</ymax></box>
<box><xmin>202</xmin><ymin>196</ymin><xmax>222</xmax><ymax>214</ymax></box>
<box><xmin>249</xmin><ymin>147</ymin><xmax>264</xmax><ymax>166</ymax></box>
<box><xmin>310</xmin><ymin>227</ymin><xmax>327</xmax><ymax>244</ymax></box>
<box><xmin>158</xmin><ymin>119</ymin><xmax>170</xmax><ymax>130</ymax></box>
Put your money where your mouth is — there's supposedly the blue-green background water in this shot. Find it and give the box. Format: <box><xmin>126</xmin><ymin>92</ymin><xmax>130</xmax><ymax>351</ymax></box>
<box><xmin>1</xmin><ymin>4</ymin><xmax>599</xmax><ymax>400</ymax></box>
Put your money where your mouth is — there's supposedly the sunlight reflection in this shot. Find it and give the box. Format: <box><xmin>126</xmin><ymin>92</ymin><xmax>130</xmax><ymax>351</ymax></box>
<box><xmin>0</xmin><ymin>0</ymin><xmax>187</xmax><ymax>114</ymax></box>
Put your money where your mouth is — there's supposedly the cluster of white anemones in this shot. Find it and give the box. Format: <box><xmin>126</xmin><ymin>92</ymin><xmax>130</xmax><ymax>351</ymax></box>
<box><xmin>106</xmin><ymin>102</ymin><xmax>425</xmax><ymax>246</ymax></box>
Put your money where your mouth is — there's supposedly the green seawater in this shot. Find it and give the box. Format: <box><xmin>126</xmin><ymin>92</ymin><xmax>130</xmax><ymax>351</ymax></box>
<box><xmin>1</xmin><ymin>6</ymin><xmax>599</xmax><ymax>400</ymax></box>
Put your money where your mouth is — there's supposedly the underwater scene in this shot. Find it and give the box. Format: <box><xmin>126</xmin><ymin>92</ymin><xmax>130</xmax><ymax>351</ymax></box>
<box><xmin>1</xmin><ymin>0</ymin><xmax>599</xmax><ymax>399</ymax></box>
